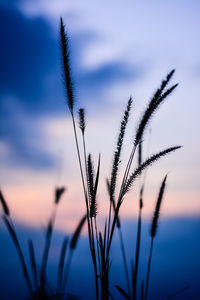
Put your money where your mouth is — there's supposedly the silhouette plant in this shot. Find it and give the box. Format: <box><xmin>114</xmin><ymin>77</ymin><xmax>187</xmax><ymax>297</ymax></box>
<box><xmin>0</xmin><ymin>189</ymin><xmax>86</xmax><ymax>300</ymax></box>
<box><xmin>60</xmin><ymin>17</ymin><xmax>181</xmax><ymax>300</ymax></box>
<box><xmin>0</xmin><ymin>16</ymin><xmax>184</xmax><ymax>300</ymax></box>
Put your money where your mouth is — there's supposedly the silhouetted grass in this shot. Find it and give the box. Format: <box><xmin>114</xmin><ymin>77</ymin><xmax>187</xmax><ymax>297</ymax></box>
<box><xmin>144</xmin><ymin>175</ymin><xmax>168</xmax><ymax>300</ymax></box>
<box><xmin>0</xmin><ymin>187</ymin><xmax>86</xmax><ymax>300</ymax></box>
<box><xmin>0</xmin><ymin>16</ymin><xmax>187</xmax><ymax>300</ymax></box>
<box><xmin>60</xmin><ymin>17</ymin><xmax>181</xmax><ymax>300</ymax></box>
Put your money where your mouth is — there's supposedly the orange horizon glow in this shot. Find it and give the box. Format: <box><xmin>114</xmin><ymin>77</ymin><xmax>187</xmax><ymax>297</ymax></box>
<box><xmin>1</xmin><ymin>180</ymin><xmax>199</xmax><ymax>234</ymax></box>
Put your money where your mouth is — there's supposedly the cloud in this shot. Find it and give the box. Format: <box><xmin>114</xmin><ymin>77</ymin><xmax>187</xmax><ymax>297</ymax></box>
<box><xmin>0</xmin><ymin>4</ymin><xmax>142</xmax><ymax>113</ymax></box>
<box><xmin>0</xmin><ymin>4</ymin><xmax>143</xmax><ymax>170</ymax></box>
<box><xmin>0</xmin><ymin>5</ymin><xmax>57</xmax><ymax>110</ymax></box>
<box><xmin>76</xmin><ymin>60</ymin><xmax>141</xmax><ymax>100</ymax></box>
<box><xmin>0</xmin><ymin>106</ymin><xmax>56</xmax><ymax>169</ymax></box>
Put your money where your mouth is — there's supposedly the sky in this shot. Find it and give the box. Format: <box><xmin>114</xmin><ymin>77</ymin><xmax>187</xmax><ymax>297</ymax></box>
<box><xmin>0</xmin><ymin>0</ymin><xmax>199</xmax><ymax>230</ymax></box>
<box><xmin>0</xmin><ymin>218</ymin><xmax>200</xmax><ymax>299</ymax></box>
<box><xmin>0</xmin><ymin>1</ymin><xmax>200</xmax><ymax>299</ymax></box>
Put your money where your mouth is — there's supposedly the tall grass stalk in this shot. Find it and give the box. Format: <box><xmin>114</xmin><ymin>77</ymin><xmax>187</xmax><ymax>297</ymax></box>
<box><xmin>144</xmin><ymin>175</ymin><xmax>167</xmax><ymax>300</ymax></box>
<box><xmin>60</xmin><ymin>17</ymin><xmax>182</xmax><ymax>300</ymax></box>
<box><xmin>62</xmin><ymin>214</ymin><xmax>86</xmax><ymax>291</ymax></box>
<box><xmin>60</xmin><ymin>18</ymin><xmax>100</xmax><ymax>299</ymax></box>
<box><xmin>28</xmin><ymin>239</ymin><xmax>39</xmax><ymax>291</ymax></box>
<box><xmin>40</xmin><ymin>187</ymin><xmax>66</xmax><ymax>291</ymax></box>
<box><xmin>0</xmin><ymin>190</ymin><xmax>33</xmax><ymax>296</ymax></box>
<box><xmin>57</xmin><ymin>236</ymin><xmax>68</xmax><ymax>293</ymax></box>
<box><xmin>107</xmin><ymin>97</ymin><xmax>132</xmax><ymax>297</ymax></box>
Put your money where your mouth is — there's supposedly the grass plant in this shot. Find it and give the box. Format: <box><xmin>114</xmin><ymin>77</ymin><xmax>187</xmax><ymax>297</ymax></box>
<box><xmin>59</xmin><ymin>17</ymin><xmax>181</xmax><ymax>300</ymax></box>
<box><xmin>0</xmin><ymin>16</ymin><xmax>186</xmax><ymax>300</ymax></box>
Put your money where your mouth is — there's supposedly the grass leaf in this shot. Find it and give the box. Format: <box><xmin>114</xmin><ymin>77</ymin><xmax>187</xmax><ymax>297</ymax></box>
<box><xmin>116</xmin><ymin>285</ymin><xmax>131</xmax><ymax>299</ymax></box>
<box><xmin>0</xmin><ymin>190</ymin><xmax>10</xmax><ymax>216</ymax></box>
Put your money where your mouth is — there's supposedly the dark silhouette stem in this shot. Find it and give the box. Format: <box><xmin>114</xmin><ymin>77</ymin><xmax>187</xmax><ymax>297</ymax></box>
<box><xmin>133</xmin><ymin>206</ymin><xmax>142</xmax><ymax>300</ymax></box>
<box><xmin>118</xmin><ymin>227</ymin><xmax>131</xmax><ymax>297</ymax></box>
<box><xmin>62</xmin><ymin>249</ymin><xmax>73</xmax><ymax>291</ymax></box>
<box><xmin>91</xmin><ymin>217</ymin><xmax>99</xmax><ymax>300</ymax></box>
<box><xmin>145</xmin><ymin>238</ymin><xmax>154</xmax><ymax>300</ymax></box>
<box><xmin>3</xmin><ymin>217</ymin><xmax>33</xmax><ymax>296</ymax></box>
<box><xmin>95</xmin><ymin>217</ymin><xmax>101</xmax><ymax>273</ymax></box>
<box><xmin>81</xmin><ymin>131</ymin><xmax>99</xmax><ymax>300</ymax></box>
<box><xmin>107</xmin><ymin>200</ymin><xmax>112</xmax><ymax>253</ymax></box>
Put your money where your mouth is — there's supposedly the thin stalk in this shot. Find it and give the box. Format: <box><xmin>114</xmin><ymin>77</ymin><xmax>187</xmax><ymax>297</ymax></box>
<box><xmin>81</xmin><ymin>131</ymin><xmax>99</xmax><ymax>300</ymax></box>
<box><xmin>95</xmin><ymin>217</ymin><xmax>101</xmax><ymax>274</ymax></box>
<box><xmin>118</xmin><ymin>146</ymin><xmax>137</xmax><ymax>206</ymax></box>
<box><xmin>82</xmin><ymin>133</ymin><xmax>93</xmax><ymax>247</ymax></box>
<box><xmin>106</xmin><ymin>199</ymin><xmax>112</xmax><ymax>254</ymax></box>
<box><xmin>40</xmin><ymin>208</ymin><xmax>56</xmax><ymax>290</ymax></box>
<box><xmin>144</xmin><ymin>238</ymin><xmax>154</xmax><ymax>300</ymax></box>
<box><xmin>71</xmin><ymin>113</ymin><xmax>88</xmax><ymax>207</ymax></box>
<box><xmin>62</xmin><ymin>249</ymin><xmax>73</xmax><ymax>291</ymax></box>
<box><xmin>118</xmin><ymin>227</ymin><xmax>131</xmax><ymax>297</ymax></box>
<box><xmin>57</xmin><ymin>236</ymin><xmax>68</xmax><ymax>294</ymax></box>
<box><xmin>108</xmin><ymin>146</ymin><xmax>137</xmax><ymax>253</ymax></box>
<box><xmin>133</xmin><ymin>206</ymin><xmax>142</xmax><ymax>300</ymax></box>
<box><xmin>141</xmin><ymin>281</ymin><xmax>144</xmax><ymax>300</ymax></box>
<box><xmin>28</xmin><ymin>239</ymin><xmax>39</xmax><ymax>291</ymax></box>
<box><xmin>106</xmin><ymin>145</ymin><xmax>137</xmax><ymax>266</ymax></box>
<box><xmin>91</xmin><ymin>217</ymin><xmax>99</xmax><ymax>300</ymax></box>
<box><xmin>3</xmin><ymin>216</ymin><xmax>33</xmax><ymax>296</ymax></box>
<box><xmin>134</xmin><ymin>132</ymin><xmax>151</xmax><ymax>300</ymax></box>
<box><xmin>62</xmin><ymin>215</ymin><xmax>86</xmax><ymax>292</ymax></box>
<box><xmin>72</xmin><ymin>113</ymin><xmax>99</xmax><ymax>300</ymax></box>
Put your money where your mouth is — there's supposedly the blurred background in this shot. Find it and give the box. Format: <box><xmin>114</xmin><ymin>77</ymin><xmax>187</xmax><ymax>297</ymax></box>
<box><xmin>0</xmin><ymin>0</ymin><xmax>200</xmax><ymax>299</ymax></box>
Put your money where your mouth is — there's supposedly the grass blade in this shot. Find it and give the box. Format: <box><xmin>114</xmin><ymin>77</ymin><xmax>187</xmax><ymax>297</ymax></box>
<box><xmin>94</xmin><ymin>154</ymin><xmax>101</xmax><ymax>201</ymax></box>
<box><xmin>144</xmin><ymin>239</ymin><xmax>153</xmax><ymax>300</ymax></box>
<box><xmin>145</xmin><ymin>175</ymin><xmax>168</xmax><ymax>300</ymax></box>
<box><xmin>28</xmin><ymin>239</ymin><xmax>39</xmax><ymax>291</ymax></box>
<box><xmin>70</xmin><ymin>214</ymin><xmax>86</xmax><ymax>250</ymax></box>
<box><xmin>0</xmin><ymin>190</ymin><xmax>10</xmax><ymax>216</ymax></box>
<box><xmin>141</xmin><ymin>280</ymin><xmax>144</xmax><ymax>300</ymax></box>
<box><xmin>118</xmin><ymin>227</ymin><xmax>131</xmax><ymax>297</ymax></box>
<box><xmin>63</xmin><ymin>215</ymin><xmax>86</xmax><ymax>291</ymax></box>
<box><xmin>40</xmin><ymin>218</ymin><xmax>53</xmax><ymax>289</ymax></box>
<box><xmin>3</xmin><ymin>216</ymin><xmax>33</xmax><ymax>295</ymax></box>
<box><xmin>57</xmin><ymin>236</ymin><xmax>68</xmax><ymax>293</ymax></box>
<box><xmin>116</xmin><ymin>285</ymin><xmax>131</xmax><ymax>300</ymax></box>
<box><xmin>151</xmin><ymin>174</ymin><xmax>167</xmax><ymax>238</ymax></box>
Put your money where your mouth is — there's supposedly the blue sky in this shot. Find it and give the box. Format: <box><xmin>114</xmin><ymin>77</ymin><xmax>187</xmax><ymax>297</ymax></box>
<box><xmin>0</xmin><ymin>0</ymin><xmax>199</xmax><ymax>229</ymax></box>
<box><xmin>0</xmin><ymin>217</ymin><xmax>200</xmax><ymax>299</ymax></box>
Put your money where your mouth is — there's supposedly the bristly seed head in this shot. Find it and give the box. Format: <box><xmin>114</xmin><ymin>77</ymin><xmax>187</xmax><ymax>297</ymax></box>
<box><xmin>110</xmin><ymin>96</ymin><xmax>133</xmax><ymax>202</ymax></box>
<box><xmin>134</xmin><ymin>70</ymin><xmax>177</xmax><ymax>146</ymax></box>
<box><xmin>55</xmin><ymin>187</ymin><xmax>66</xmax><ymax>205</ymax></box>
<box><xmin>87</xmin><ymin>154</ymin><xmax>97</xmax><ymax>218</ymax></box>
<box><xmin>60</xmin><ymin>17</ymin><xmax>74</xmax><ymax>113</ymax></box>
<box><xmin>78</xmin><ymin>108</ymin><xmax>86</xmax><ymax>134</ymax></box>
<box><xmin>150</xmin><ymin>174</ymin><xmax>168</xmax><ymax>238</ymax></box>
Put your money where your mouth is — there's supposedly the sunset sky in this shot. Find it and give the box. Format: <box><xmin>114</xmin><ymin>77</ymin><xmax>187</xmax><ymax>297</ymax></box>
<box><xmin>0</xmin><ymin>0</ymin><xmax>200</xmax><ymax>231</ymax></box>
<box><xmin>1</xmin><ymin>1</ymin><xmax>200</xmax><ymax>300</ymax></box>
